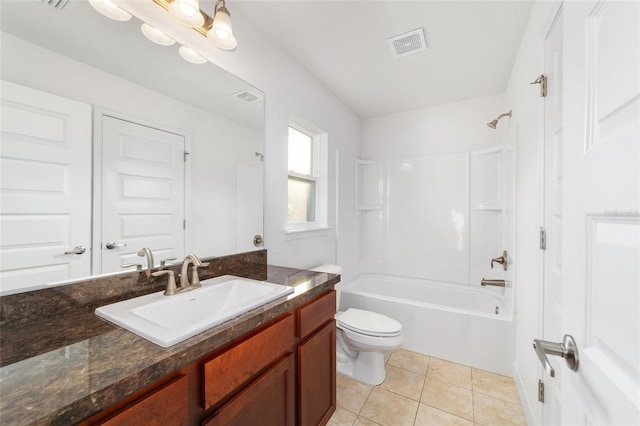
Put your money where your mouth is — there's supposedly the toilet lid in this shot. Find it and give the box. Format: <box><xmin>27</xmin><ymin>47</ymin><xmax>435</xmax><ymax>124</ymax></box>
<box><xmin>337</xmin><ymin>308</ymin><xmax>402</xmax><ymax>337</ymax></box>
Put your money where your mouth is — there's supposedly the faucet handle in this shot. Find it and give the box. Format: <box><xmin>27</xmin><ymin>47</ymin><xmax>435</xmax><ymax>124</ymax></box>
<box><xmin>190</xmin><ymin>262</ymin><xmax>210</xmax><ymax>288</ymax></box>
<box><xmin>152</xmin><ymin>270</ymin><xmax>178</xmax><ymax>296</ymax></box>
<box><xmin>490</xmin><ymin>250</ymin><xmax>508</xmax><ymax>271</ymax></box>
<box><xmin>160</xmin><ymin>257</ymin><xmax>177</xmax><ymax>268</ymax></box>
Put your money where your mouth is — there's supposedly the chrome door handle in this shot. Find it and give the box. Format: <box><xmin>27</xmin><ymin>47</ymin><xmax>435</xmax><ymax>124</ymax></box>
<box><xmin>105</xmin><ymin>242</ymin><xmax>127</xmax><ymax>250</ymax></box>
<box><xmin>64</xmin><ymin>245</ymin><xmax>86</xmax><ymax>255</ymax></box>
<box><xmin>532</xmin><ymin>334</ymin><xmax>579</xmax><ymax>377</ymax></box>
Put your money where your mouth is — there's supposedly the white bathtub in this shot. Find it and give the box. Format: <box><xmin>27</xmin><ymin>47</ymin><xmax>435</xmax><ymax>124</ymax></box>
<box><xmin>339</xmin><ymin>274</ymin><xmax>515</xmax><ymax>376</ymax></box>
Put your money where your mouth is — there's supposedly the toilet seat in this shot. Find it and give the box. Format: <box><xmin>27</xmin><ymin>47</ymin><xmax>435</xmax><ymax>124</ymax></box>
<box><xmin>337</xmin><ymin>308</ymin><xmax>402</xmax><ymax>338</ymax></box>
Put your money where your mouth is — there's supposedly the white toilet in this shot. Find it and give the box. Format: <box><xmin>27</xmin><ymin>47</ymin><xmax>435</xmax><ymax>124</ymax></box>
<box><xmin>311</xmin><ymin>265</ymin><xmax>404</xmax><ymax>385</ymax></box>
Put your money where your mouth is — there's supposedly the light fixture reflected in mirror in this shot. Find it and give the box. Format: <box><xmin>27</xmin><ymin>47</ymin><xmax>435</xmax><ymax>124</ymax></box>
<box><xmin>207</xmin><ymin>0</ymin><xmax>237</xmax><ymax>51</ymax></box>
<box><xmin>179</xmin><ymin>45</ymin><xmax>207</xmax><ymax>64</ymax></box>
<box><xmin>168</xmin><ymin>0</ymin><xmax>205</xmax><ymax>27</ymax></box>
<box><xmin>88</xmin><ymin>0</ymin><xmax>238</xmax><ymax>64</ymax></box>
<box><xmin>141</xmin><ymin>23</ymin><xmax>176</xmax><ymax>46</ymax></box>
<box><xmin>88</xmin><ymin>0</ymin><xmax>132</xmax><ymax>21</ymax></box>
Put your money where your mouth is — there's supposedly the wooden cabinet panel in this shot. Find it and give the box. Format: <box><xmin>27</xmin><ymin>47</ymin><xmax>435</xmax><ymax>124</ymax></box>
<box><xmin>202</xmin><ymin>314</ymin><xmax>294</xmax><ymax>410</ymax></box>
<box><xmin>297</xmin><ymin>290</ymin><xmax>336</xmax><ymax>339</ymax></box>
<box><xmin>202</xmin><ymin>355</ymin><xmax>295</xmax><ymax>426</ymax></box>
<box><xmin>298</xmin><ymin>320</ymin><xmax>336</xmax><ymax>426</ymax></box>
<box><xmin>97</xmin><ymin>375</ymin><xmax>188</xmax><ymax>426</ymax></box>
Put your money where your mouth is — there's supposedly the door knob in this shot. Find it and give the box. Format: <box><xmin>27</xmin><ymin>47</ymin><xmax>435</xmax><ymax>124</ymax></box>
<box><xmin>105</xmin><ymin>242</ymin><xmax>127</xmax><ymax>250</ymax></box>
<box><xmin>532</xmin><ymin>334</ymin><xmax>579</xmax><ymax>377</ymax></box>
<box><xmin>64</xmin><ymin>245</ymin><xmax>86</xmax><ymax>255</ymax></box>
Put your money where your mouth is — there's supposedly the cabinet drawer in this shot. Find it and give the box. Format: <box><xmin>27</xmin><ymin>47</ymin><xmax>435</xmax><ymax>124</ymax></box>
<box><xmin>97</xmin><ymin>375</ymin><xmax>188</xmax><ymax>426</ymax></box>
<box><xmin>202</xmin><ymin>314</ymin><xmax>294</xmax><ymax>410</ymax></box>
<box><xmin>296</xmin><ymin>290</ymin><xmax>336</xmax><ymax>339</ymax></box>
<box><xmin>203</xmin><ymin>355</ymin><xmax>295</xmax><ymax>426</ymax></box>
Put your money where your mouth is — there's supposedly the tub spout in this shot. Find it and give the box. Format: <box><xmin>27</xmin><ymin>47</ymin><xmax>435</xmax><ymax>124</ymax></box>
<box><xmin>481</xmin><ymin>278</ymin><xmax>506</xmax><ymax>287</ymax></box>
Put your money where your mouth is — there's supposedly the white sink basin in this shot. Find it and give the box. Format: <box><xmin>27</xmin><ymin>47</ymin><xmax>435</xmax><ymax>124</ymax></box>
<box><xmin>95</xmin><ymin>275</ymin><xmax>294</xmax><ymax>347</ymax></box>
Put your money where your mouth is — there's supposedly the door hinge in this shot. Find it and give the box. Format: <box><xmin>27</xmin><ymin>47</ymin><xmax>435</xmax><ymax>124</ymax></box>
<box><xmin>540</xmin><ymin>227</ymin><xmax>547</xmax><ymax>250</ymax></box>
<box><xmin>531</xmin><ymin>74</ymin><xmax>547</xmax><ymax>97</ymax></box>
<box><xmin>183</xmin><ymin>219</ymin><xmax>186</xmax><ymax>230</ymax></box>
<box><xmin>184</xmin><ymin>151</ymin><xmax>190</xmax><ymax>162</ymax></box>
<box><xmin>538</xmin><ymin>379</ymin><xmax>545</xmax><ymax>402</ymax></box>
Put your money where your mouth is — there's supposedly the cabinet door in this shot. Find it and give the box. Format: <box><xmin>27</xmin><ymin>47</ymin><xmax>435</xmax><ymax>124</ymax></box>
<box><xmin>203</xmin><ymin>355</ymin><xmax>295</xmax><ymax>426</ymax></box>
<box><xmin>98</xmin><ymin>375</ymin><xmax>188</xmax><ymax>426</ymax></box>
<box><xmin>298</xmin><ymin>320</ymin><xmax>336</xmax><ymax>426</ymax></box>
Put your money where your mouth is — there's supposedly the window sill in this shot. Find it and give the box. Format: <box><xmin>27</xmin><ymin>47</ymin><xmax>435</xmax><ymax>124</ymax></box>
<box><xmin>285</xmin><ymin>226</ymin><xmax>332</xmax><ymax>240</ymax></box>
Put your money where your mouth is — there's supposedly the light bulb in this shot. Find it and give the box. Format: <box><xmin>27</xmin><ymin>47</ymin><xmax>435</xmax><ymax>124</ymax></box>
<box><xmin>169</xmin><ymin>0</ymin><xmax>204</xmax><ymax>27</ymax></box>
<box><xmin>207</xmin><ymin>5</ymin><xmax>237</xmax><ymax>50</ymax></box>
<box><xmin>141</xmin><ymin>23</ymin><xmax>176</xmax><ymax>46</ymax></box>
<box><xmin>88</xmin><ymin>0</ymin><xmax>131</xmax><ymax>21</ymax></box>
<box><xmin>179</xmin><ymin>46</ymin><xmax>207</xmax><ymax>64</ymax></box>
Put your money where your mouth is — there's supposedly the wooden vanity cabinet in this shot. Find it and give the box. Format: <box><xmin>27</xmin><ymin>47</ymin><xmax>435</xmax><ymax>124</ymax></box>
<box><xmin>91</xmin><ymin>375</ymin><xmax>189</xmax><ymax>426</ymax></box>
<box><xmin>202</xmin><ymin>355</ymin><xmax>295</xmax><ymax>426</ymax></box>
<box><xmin>201</xmin><ymin>314</ymin><xmax>295</xmax><ymax>425</ymax></box>
<box><xmin>84</xmin><ymin>289</ymin><xmax>336</xmax><ymax>426</ymax></box>
<box><xmin>297</xmin><ymin>291</ymin><xmax>337</xmax><ymax>426</ymax></box>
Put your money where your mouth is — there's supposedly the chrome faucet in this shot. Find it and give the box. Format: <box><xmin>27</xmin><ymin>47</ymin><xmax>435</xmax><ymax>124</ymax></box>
<box><xmin>137</xmin><ymin>247</ymin><xmax>155</xmax><ymax>271</ymax></box>
<box><xmin>179</xmin><ymin>254</ymin><xmax>210</xmax><ymax>289</ymax></box>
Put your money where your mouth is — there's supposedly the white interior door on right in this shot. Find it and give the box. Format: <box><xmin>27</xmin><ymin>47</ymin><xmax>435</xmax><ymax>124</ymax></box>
<box><xmin>559</xmin><ymin>1</ymin><xmax>639</xmax><ymax>424</ymax></box>
<box><xmin>99</xmin><ymin>115</ymin><xmax>185</xmax><ymax>274</ymax></box>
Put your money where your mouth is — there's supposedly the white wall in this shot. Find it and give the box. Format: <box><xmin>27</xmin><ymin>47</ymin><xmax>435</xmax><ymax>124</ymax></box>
<box><xmin>504</xmin><ymin>2</ymin><xmax>559</xmax><ymax>425</ymax></box>
<box><xmin>192</xmin><ymin>10</ymin><xmax>362</xmax><ymax>270</ymax></box>
<box><xmin>362</xmin><ymin>93</ymin><xmax>505</xmax><ymax>159</ymax></box>
<box><xmin>0</xmin><ymin>33</ymin><xmax>262</xmax><ymax>259</ymax></box>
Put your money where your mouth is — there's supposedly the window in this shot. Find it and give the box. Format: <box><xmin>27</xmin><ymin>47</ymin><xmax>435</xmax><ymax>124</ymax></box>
<box><xmin>287</xmin><ymin>121</ymin><xmax>327</xmax><ymax>233</ymax></box>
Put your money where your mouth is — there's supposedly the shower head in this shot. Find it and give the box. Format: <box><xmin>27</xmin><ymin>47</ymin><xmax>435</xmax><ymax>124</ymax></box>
<box><xmin>487</xmin><ymin>110</ymin><xmax>512</xmax><ymax>129</ymax></box>
<box><xmin>487</xmin><ymin>120</ymin><xmax>499</xmax><ymax>129</ymax></box>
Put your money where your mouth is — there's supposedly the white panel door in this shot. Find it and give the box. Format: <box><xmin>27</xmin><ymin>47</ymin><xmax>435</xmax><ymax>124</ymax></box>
<box><xmin>560</xmin><ymin>1</ymin><xmax>639</xmax><ymax>424</ymax></box>
<box><xmin>0</xmin><ymin>81</ymin><xmax>91</xmax><ymax>294</ymax></box>
<box><xmin>542</xmin><ymin>6</ymin><xmax>564</xmax><ymax>425</ymax></box>
<box><xmin>100</xmin><ymin>116</ymin><xmax>185</xmax><ymax>273</ymax></box>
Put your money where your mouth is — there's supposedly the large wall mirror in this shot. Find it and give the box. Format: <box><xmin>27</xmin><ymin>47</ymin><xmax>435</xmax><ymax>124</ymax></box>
<box><xmin>0</xmin><ymin>1</ymin><xmax>264</xmax><ymax>294</ymax></box>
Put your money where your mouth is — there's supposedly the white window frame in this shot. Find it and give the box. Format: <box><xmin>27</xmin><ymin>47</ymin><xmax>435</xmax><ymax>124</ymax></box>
<box><xmin>286</xmin><ymin>119</ymin><xmax>328</xmax><ymax>236</ymax></box>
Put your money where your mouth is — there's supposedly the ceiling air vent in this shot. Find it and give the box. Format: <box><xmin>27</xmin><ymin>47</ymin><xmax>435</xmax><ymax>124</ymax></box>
<box><xmin>232</xmin><ymin>90</ymin><xmax>262</xmax><ymax>104</ymax></box>
<box><xmin>41</xmin><ymin>0</ymin><xmax>69</xmax><ymax>10</ymax></box>
<box><xmin>388</xmin><ymin>28</ymin><xmax>427</xmax><ymax>58</ymax></box>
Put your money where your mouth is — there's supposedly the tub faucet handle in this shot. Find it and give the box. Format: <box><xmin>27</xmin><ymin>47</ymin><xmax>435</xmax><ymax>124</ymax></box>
<box><xmin>491</xmin><ymin>250</ymin><xmax>508</xmax><ymax>271</ymax></box>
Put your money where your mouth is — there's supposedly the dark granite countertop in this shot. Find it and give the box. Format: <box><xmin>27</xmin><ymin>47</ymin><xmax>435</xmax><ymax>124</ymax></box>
<box><xmin>0</xmin><ymin>253</ymin><xmax>338</xmax><ymax>426</ymax></box>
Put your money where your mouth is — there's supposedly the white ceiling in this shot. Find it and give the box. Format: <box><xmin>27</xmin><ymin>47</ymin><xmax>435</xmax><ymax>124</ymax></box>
<box><xmin>230</xmin><ymin>1</ymin><xmax>534</xmax><ymax>119</ymax></box>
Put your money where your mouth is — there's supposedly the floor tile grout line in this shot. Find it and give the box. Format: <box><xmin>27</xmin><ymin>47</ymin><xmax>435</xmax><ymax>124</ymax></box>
<box><xmin>471</xmin><ymin>368</ymin><xmax>476</xmax><ymax>423</ymax></box>
<box><xmin>420</xmin><ymin>401</ymin><xmax>474</xmax><ymax>423</ymax></box>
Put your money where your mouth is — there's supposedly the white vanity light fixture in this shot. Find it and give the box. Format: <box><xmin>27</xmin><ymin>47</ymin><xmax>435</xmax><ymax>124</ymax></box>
<box><xmin>207</xmin><ymin>0</ymin><xmax>237</xmax><ymax>50</ymax></box>
<box><xmin>168</xmin><ymin>0</ymin><xmax>205</xmax><ymax>28</ymax></box>
<box><xmin>178</xmin><ymin>45</ymin><xmax>208</xmax><ymax>64</ymax></box>
<box><xmin>88</xmin><ymin>0</ymin><xmax>131</xmax><ymax>21</ymax></box>
<box><xmin>141</xmin><ymin>23</ymin><xmax>176</xmax><ymax>46</ymax></box>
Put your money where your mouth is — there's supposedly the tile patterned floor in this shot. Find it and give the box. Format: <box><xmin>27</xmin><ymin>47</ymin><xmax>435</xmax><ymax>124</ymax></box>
<box><xmin>328</xmin><ymin>349</ymin><xmax>527</xmax><ymax>426</ymax></box>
